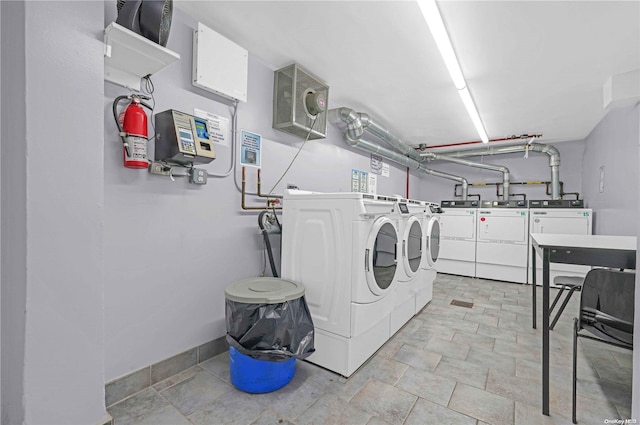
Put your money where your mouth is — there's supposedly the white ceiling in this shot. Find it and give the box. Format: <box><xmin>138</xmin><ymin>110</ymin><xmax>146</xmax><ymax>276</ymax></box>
<box><xmin>176</xmin><ymin>1</ymin><xmax>640</xmax><ymax>149</ymax></box>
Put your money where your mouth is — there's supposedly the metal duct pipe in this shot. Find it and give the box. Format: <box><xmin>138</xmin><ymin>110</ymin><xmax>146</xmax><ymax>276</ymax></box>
<box><xmin>346</xmin><ymin>136</ymin><xmax>469</xmax><ymax>200</ymax></box>
<box><xmin>329</xmin><ymin>107</ymin><xmax>469</xmax><ymax>199</ymax></box>
<box><xmin>426</xmin><ymin>142</ymin><xmax>561</xmax><ymax>199</ymax></box>
<box><xmin>422</xmin><ymin>152</ymin><xmax>511</xmax><ymax>200</ymax></box>
<box><xmin>359</xmin><ymin>113</ymin><xmax>424</xmax><ymax>162</ymax></box>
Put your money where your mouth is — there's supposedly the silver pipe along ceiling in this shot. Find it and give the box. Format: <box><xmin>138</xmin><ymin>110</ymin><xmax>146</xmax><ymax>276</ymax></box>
<box><xmin>329</xmin><ymin>107</ymin><xmax>469</xmax><ymax>200</ymax></box>
<box><xmin>330</xmin><ymin>107</ymin><xmax>561</xmax><ymax>200</ymax></box>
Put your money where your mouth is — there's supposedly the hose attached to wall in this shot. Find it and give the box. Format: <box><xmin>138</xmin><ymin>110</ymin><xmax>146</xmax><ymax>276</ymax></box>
<box><xmin>258</xmin><ymin>210</ymin><xmax>279</xmax><ymax>277</ymax></box>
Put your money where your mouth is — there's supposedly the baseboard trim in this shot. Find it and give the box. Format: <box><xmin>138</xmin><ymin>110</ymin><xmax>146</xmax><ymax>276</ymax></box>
<box><xmin>105</xmin><ymin>336</ymin><xmax>228</xmax><ymax>407</ymax></box>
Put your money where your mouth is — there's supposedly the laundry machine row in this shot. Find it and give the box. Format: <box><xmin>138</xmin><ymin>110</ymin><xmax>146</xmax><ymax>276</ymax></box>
<box><xmin>437</xmin><ymin>198</ymin><xmax>592</xmax><ymax>286</ymax></box>
<box><xmin>281</xmin><ymin>190</ymin><xmax>440</xmax><ymax>377</ymax></box>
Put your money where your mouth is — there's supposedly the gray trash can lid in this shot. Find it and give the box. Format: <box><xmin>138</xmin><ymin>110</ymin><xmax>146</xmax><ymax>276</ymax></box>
<box><xmin>225</xmin><ymin>277</ymin><xmax>305</xmax><ymax>304</ymax></box>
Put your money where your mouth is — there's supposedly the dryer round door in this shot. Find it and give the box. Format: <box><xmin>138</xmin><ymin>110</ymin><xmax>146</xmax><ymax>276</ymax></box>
<box><xmin>365</xmin><ymin>217</ymin><xmax>398</xmax><ymax>295</ymax></box>
<box><xmin>425</xmin><ymin>217</ymin><xmax>441</xmax><ymax>267</ymax></box>
<box><xmin>402</xmin><ymin>216</ymin><xmax>423</xmax><ymax>278</ymax></box>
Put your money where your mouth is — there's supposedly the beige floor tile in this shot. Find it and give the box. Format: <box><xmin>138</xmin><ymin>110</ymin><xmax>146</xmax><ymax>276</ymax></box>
<box><xmin>514</xmin><ymin>401</ymin><xmax>573</xmax><ymax>425</ymax></box>
<box><xmin>395</xmin><ymin>366</ymin><xmax>457</xmax><ymax>406</ymax></box>
<box><xmin>486</xmin><ymin>369</ymin><xmax>542</xmax><ymax>407</ymax></box>
<box><xmin>433</xmin><ymin>356</ymin><xmax>488</xmax><ymax>389</ymax></box>
<box><xmin>349</xmin><ymin>379</ymin><xmax>417</xmax><ymax>425</ymax></box>
<box><xmin>424</xmin><ymin>336</ymin><xmax>471</xmax><ymax>360</ymax></box>
<box><xmin>393</xmin><ymin>344</ymin><xmax>442</xmax><ymax>372</ymax></box>
<box><xmin>404</xmin><ymin>398</ymin><xmax>476</xmax><ymax>425</ymax></box>
<box><xmin>465</xmin><ymin>347</ymin><xmax>516</xmax><ymax>375</ymax></box>
<box><xmin>295</xmin><ymin>394</ymin><xmax>371</xmax><ymax>425</ymax></box>
<box><xmin>452</xmin><ymin>331</ymin><xmax>496</xmax><ymax>352</ymax></box>
<box><xmin>449</xmin><ymin>383</ymin><xmax>515</xmax><ymax>425</ymax></box>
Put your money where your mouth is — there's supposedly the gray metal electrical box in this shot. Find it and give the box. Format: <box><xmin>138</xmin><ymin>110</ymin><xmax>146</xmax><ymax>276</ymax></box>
<box><xmin>273</xmin><ymin>64</ymin><xmax>329</xmax><ymax>140</ymax></box>
<box><xmin>154</xmin><ymin>109</ymin><xmax>216</xmax><ymax>165</ymax></box>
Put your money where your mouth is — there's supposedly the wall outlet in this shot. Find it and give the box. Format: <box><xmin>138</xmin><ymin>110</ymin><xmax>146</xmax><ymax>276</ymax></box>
<box><xmin>190</xmin><ymin>168</ymin><xmax>207</xmax><ymax>185</ymax></box>
<box><xmin>149</xmin><ymin>161</ymin><xmax>171</xmax><ymax>176</ymax></box>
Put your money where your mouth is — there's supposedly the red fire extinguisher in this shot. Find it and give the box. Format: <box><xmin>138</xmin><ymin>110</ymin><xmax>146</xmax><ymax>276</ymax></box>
<box><xmin>113</xmin><ymin>95</ymin><xmax>153</xmax><ymax>169</ymax></box>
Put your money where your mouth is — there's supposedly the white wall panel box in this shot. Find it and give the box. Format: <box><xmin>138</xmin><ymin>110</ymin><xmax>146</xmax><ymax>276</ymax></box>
<box><xmin>192</xmin><ymin>22</ymin><xmax>248</xmax><ymax>102</ymax></box>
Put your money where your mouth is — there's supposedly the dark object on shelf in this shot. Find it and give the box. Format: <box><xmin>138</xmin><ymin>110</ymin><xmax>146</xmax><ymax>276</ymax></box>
<box><xmin>116</xmin><ymin>0</ymin><xmax>173</xmax><ymax>47</ymax></box>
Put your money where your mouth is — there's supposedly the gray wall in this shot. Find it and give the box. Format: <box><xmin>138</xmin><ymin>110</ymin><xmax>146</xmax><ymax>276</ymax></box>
<box><xmin>635</xmin><ymin>106</ymin><xmax>640</xmax><ymax>419</ymax></box>
<box><xmin>415</xmin><ymin>140</ymin><xmax>585</xmax><ymax>204</ymax></box>
<box><xmin>582</xmin><ymin>104</ymin><xmax>639</xmax><ymax>235</ymax></box>
<box><xmin>2</xmin><ymin>1</ymin><xmax>108</xmax><ymax>424</ymax></box>
<box><xmin>103</xmin><ymin>4</ymin><xmax>411</xmax><ymax>381</ymax></box>
<box><xmin>1</xmin><ymin>1</ymin><xmax>27</xmax><ymax>423</ymax></box>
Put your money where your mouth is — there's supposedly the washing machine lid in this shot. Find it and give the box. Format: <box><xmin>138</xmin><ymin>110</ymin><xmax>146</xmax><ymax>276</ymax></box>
<box><xmin>425</xmin><ymin>217</ymin><xmax>440</xmax><ymax>267</ymax></box>
<box><xmin>225</xmin><ymin>277</ymin><xmax>305</xmax><ymax>303</ymax></box>
<box><xmin>402</xmin><ymin>216</ymin><xmax>423</xmax><ymax>276</ymax></box>
<box><xmin>365</xmin><ymin>217</ymin><xmax>398</xmax><ymax>295</ymax></box>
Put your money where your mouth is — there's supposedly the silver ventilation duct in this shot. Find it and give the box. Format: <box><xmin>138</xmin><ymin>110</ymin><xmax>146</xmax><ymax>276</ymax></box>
<box><xmin>422</xmin><ymin>152</ymin><xmax>511</xmax><ymax>200</ymax></box>
<box><xmin>433</xmin><ymin>143</ymin><xmax>561</xmax><ymax>199</ymax></box>
<box><xmin>346</xmin><ymin>137</ymin><xmax>469</xmax><ymax>199</ymax></box>
<box><xmin>329</xmin><ymin>107</ymin><xmax>469</xmax><ymax>199</ymax></box>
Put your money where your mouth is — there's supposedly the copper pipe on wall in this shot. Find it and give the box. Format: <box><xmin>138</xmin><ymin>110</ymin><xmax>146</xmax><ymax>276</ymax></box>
<box><xmin>241</xmin><ymin>167</ymin><xmax>282</xmax><ymax>210</ymax></box>
<box><xmin>256</xmin><ymin>169</ymin><xmax>284</xmax><ymax>199</ymax></box>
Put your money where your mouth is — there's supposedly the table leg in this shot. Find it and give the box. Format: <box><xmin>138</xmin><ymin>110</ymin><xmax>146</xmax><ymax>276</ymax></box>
<box><xmin>532</xmin><ymin>245</ymin><xmax>537</xmax><ymax>329</ymax></box>
<box><xmin>542</xmin><ymin>248</ymin><xmax>550</xmax><ymax>416</ymax></box>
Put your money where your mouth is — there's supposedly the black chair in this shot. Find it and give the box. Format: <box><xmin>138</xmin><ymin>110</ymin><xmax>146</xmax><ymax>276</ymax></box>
<box><xmin>572</xmin><ymin>268</ymin><xmax>635</xmax><ymax>424</ymax></box>
<box><xmin>550</xmin><ymin>275</ymin><xmax>584</xmax><ymax>330</ymax></box>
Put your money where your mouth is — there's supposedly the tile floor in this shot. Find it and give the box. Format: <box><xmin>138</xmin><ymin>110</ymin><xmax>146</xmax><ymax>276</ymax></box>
<box><xmin>108</xmin><ymin>274</ymin><xmax>633</xmax><ymax>425</ymax></box>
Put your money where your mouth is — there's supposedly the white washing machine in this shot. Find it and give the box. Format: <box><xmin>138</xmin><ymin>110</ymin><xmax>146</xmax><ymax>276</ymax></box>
<box><xmin>281</xmin><ymin>190</ymin><xmax>399</xmax><ymax>377</ymax></box>
<box><xmin>390</xmin><ymin>198</ymin><xmax>424</xmax><ymax>335</ymax></box>
<box><xmin>416</xmin><ymin>202</ymin><xmax>441</xmax><ymax>313</ymax></box>
<box><xmin>476</xmin><ymin>200</ymin><xmax>529</xmax><ymax>284</ymax></box>
<box><xmin>436</xmin><ymin>200</ymin><xmax>479</xmax><ymax>277</ymax></box>
<box><xmin>528</xmin><ymin>199</ymin><xmax>593</xmax><ymax>286</ymax></box>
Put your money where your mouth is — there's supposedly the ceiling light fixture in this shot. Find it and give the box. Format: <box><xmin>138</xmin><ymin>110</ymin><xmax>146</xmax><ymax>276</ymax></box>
<box><xmin>417</xmin><ymin>0</ymin><xmax>489</xmax><ymax>143</ymax></box>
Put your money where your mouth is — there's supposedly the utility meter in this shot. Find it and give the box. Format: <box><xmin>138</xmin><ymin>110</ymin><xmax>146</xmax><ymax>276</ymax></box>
<box><xmin>154</xmin><ymin>110</ymin><xmax>216</xmax><ymax>165</ymax></box>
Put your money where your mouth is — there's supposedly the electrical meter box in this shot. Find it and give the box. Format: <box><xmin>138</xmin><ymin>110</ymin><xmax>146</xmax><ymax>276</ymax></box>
<box><xmin>154</xmin><ymin>110</ymin><xmax>216</xmax><ymax>165</ymax></box>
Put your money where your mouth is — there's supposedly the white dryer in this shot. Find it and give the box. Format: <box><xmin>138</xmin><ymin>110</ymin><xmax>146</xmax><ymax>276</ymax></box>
<box><xmin>416</xmin><ymin>202</ymin><xmax>441</xmax><ymax>313</ymax></box>
<box><xmin>281</xmin><ymin>190</ymin><xmax>399</xmax><ymax>377</ymax></box>
<box><xmin>390</xmin><ymin>198</ymin><xmax>424</xmax><ymax>335</ymax></box>
<box><xmin>476</xmin><ymin>200</ymin><xmax>529</xmax><ymax>283</ymax></box>
<box><xmin>528</xmin><ymin>199</ymin><xmax>593</xmax><ymax>286</ymax></box>
<box><xmin>436</xmin><ymin>200</ymin><xmax>479</xmax><ymax>277</ymax></box>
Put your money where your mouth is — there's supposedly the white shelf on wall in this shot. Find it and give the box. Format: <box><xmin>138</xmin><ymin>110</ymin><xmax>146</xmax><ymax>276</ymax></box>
<box><xmin>104</xmin><ymin>22</ymin><xmax>180</xmax><ymax>91</ymax></box>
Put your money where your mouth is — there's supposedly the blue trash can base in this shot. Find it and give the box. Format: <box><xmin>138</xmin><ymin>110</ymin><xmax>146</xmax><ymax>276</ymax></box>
<box><xmin>229</xmin><ymin>346</ymin><xmax>296</xmax><ymax>393</ymax></box>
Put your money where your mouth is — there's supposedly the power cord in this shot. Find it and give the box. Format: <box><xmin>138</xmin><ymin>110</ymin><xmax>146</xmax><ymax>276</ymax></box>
<box><xmin>268</xmin><ymin>115</ymin><xmax>318</xmax><ymax>195</ymax></box>
<box><xmin>141</xmin><ymin>74</ymin><xmax>156</xmax><ymax>143</ymax></box>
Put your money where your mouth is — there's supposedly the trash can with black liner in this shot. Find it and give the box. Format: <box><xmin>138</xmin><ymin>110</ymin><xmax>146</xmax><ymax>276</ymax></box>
<box><xmin>224</xmin><ymin>277</ymin><xmax>315</xmax><ymax>393</ymax></box>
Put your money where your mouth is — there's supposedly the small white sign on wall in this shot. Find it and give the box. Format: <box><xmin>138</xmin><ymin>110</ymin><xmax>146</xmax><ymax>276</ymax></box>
<box><xmin>240</xmin><ymin>130</ymin><xmax>262</xmax><ymax>168</ymax></box>
<box><xmin>599</xmin><ymin>166</ymin><xmax>605</xmax><ymax>193</ymax></box>
<box><xmin>351</xmin><ymin>169</ymin><xmax>368</xmax><ymax>193</ymax></box>
<box><xmin>194</xmin><ymin>108</ymin><xmax>230</xmax><ymax>147</ymax></box>
<box><xmin>368</xmin><ymin>174</ymin><xmax>377</xmax><ymax>194</ymax></box>
<box><xmin>381</xmin><ymin>163</ymin><xmax>390</xmax><ymax>177</ymax></box>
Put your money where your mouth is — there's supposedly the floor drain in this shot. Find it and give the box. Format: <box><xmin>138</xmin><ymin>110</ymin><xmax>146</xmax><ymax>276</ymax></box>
<box><xmin>450</xmin><ymin>299</ymin><xmax>474</xmax><ymax>308</ymax></box>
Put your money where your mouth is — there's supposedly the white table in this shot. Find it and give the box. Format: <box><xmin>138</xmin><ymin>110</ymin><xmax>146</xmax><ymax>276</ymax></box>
<box><xmin>530</xmin><ymin>233</ymin><xmax>637</xmax><ymax>416</ymax></box>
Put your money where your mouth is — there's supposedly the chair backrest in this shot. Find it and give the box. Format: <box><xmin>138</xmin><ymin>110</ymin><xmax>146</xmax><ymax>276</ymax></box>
<box><xmin>580</xmin><ymin>268</ymin><xmax>635</xmax><ymax>345</ymax></box>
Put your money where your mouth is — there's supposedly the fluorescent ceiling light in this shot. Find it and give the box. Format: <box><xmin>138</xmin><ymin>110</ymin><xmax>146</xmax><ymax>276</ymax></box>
<box><xmin>458</xmin><ymin>87</ymin><xmax>489</xmax><ymax>143</ymax></box>
<box><xmin>417</xmin><ymin>0</ymin><xmax>489</xmax><ymax>143</ymax></box>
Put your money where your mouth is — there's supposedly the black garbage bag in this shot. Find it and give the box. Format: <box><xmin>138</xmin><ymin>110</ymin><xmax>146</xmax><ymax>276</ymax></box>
<box><xmin>225</xmin><ymin>295</ymin><xmax>315</xmax><ymax>362</ymax></box>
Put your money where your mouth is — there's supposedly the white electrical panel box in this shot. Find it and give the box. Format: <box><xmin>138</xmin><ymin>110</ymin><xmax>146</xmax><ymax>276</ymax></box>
<box><xmin>192</xmin><ymin>23</ymin><xmax>248</xmax><ymax>102</ymax></box>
